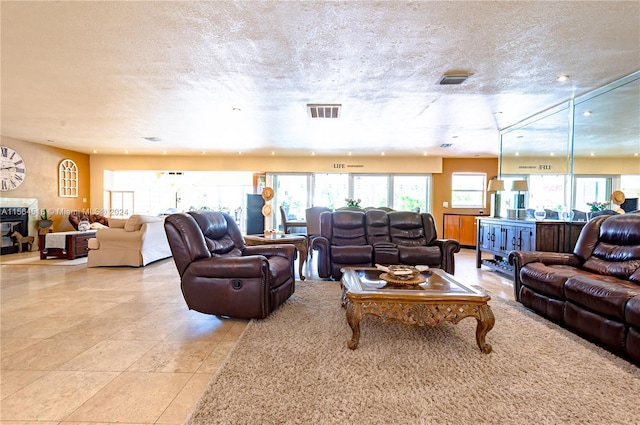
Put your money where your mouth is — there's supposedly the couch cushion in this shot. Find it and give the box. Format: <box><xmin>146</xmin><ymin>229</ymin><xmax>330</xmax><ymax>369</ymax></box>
<box><xmin>267</xmin><ymin>256</ymin><xmax>293</xmax><ymax>286</ymax></box>
<box><xmin>398</xmin><ymin>246</ymin><xmax>441</xmax><ymax>266</ymax></box>
<box><xmin>520</xmin><ymin>263</ymin><xmax>594</xmax><ymax>299</ymax></box>
<box><xmin>626</xmin><ymin>295</ymin><xmax>640</xmax><ymax>328</ymax></box>
<box><xmin>124</xmin><ymin>214</ymin><xmax>162</xmax><ymax>232</ymax></box>
<box><xmin>331</xmin><ymin>245</ymin><xmax>372</xmax><ymax>264</ymax></box>
<box><xmin>564</xmin><ymin>275</ymin><xmax>640</xmax><ymax>320</ymax></box>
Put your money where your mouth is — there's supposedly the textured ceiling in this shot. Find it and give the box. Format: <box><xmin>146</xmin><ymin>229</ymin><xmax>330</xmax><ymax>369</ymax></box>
<box><xmin>1</xmin><ymin>1</ymin><xmax>639</xmax><ymax>157</ymax></box>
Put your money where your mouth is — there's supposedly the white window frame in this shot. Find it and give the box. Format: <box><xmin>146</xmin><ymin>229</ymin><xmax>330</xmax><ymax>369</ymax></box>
<box><xmin>451</xmin><ymin>173</ymin><xmax>486</xmax><ymax>208</ymax></box>
<box><xmin>59</xmin><ymin>159</ymin><xmax>78</xmax><ymax>198</ymax></box>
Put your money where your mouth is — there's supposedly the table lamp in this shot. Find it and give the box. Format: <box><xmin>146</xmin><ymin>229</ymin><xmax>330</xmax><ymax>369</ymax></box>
<box><xmin>487</xmin><ymin>178</ymin><xmax>505</xmax><ymax>217</ymax></box>
<box><xmin>511</xmin><ymin>180</ymin><xmax>529</xmax><ymax>209</ymax></box>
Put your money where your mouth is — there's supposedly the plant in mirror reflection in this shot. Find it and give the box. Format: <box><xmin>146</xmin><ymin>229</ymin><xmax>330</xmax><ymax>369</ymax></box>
<box><xmin>586</xmin><ymin>201</ymin><xmax>609</xmax><ymax>212</ymax></box>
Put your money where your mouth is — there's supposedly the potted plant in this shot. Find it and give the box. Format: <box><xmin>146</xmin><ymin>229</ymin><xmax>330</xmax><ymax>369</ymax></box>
<box><xmin>38</xmin><ymin>209</ymin><xmax>53</xmax><ymax>229</ymax></box>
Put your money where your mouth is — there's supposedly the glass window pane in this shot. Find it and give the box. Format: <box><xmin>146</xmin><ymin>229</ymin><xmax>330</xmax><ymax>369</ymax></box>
<box><xmin>274</xmin><ymin>175</ymin><xmax>308</xmax><ymax>229</ymax></box>
<box><xmin>574</xmin><ymin>177</ymin><xmax>609</xmax><ymax>212</ymax></box>
<box><xmin>353</xmin><ymin>175</ymin><xmax>388</xmax><ymax>208</ymax></box>
<box><xmin>393</xmin><ymin>176</ymin><xmax>428</xmax><ymax>212</ymax></box>
<box><xmin>451</xmin><ymin>173</ymin><xmax>485</xmax><ymax>208</ymax></box>
<box><xmin>313</xmin><ymin>173</ymin><xmax>348</xmax><ymax>209</ymax></box>
<box><xmin>528</xmin><ymin>175</ymin><xmax>568</xmax><ymax>213</ymax></box>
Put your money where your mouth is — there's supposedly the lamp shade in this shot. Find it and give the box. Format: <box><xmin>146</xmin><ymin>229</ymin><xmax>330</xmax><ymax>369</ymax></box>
<box><xmin>511</xmin><ymin>180</ymin><xmax>529</xmax><ymax>191</ymax></box>
<box><xmin>487</xmin><ymin>179</ymin><xmax>505</xmax><ymax>192</ymax></box>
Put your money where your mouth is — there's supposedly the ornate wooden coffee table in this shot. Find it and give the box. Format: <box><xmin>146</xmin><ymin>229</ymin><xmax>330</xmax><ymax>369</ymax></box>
<box><xmin>340</xmin><ymin>267</ymin><xmax>495</xmax><ymax>353</ymax></box>
<box><xmin>245</xmin><ymin>233</ymin><xmax>308</xmax><ymax>280</ymax></box>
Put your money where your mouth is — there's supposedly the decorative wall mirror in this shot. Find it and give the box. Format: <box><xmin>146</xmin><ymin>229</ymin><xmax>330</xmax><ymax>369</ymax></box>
<box><xmin>499</xmin><ymin>70</ymin><xmax>640</xmax><ymax>220</ymax></box>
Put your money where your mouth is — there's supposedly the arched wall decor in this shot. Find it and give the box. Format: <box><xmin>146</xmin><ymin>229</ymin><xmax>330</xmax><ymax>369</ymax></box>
<box><xmin>59</xmin><ymin>159</ymin><xmax>78</xmax><ymax>197</ymax></box>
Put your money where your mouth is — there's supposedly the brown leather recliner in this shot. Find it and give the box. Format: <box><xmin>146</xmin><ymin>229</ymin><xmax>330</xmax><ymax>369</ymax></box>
<box><xmin>164</xmin><ymin>211</ymin><xmax>295</xmax><ymax>319</ymax></box>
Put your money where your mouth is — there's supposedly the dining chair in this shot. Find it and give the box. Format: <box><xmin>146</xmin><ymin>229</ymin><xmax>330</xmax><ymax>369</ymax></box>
<box><xmin>279</xmin><ymin>205</ymin><xmax>307</xmax><ymax>234</ymax></box>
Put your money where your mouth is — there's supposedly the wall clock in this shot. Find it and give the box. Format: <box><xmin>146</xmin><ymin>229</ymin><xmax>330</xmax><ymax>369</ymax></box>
<box><xmin>1</xmin><ymin>146</ymin><xmax>27</xmax><ymax>191</ymax></box>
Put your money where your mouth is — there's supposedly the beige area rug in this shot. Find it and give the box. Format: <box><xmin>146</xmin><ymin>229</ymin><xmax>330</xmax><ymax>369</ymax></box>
<box><xmin>185</xmin><ymin>280</ymin><xmax>640</xmax><ymax>425</ymax></box>
<box><xmin>0</xmin><ymin>255</ymin><xmax>87</xmax><ymax>266</ymax></box>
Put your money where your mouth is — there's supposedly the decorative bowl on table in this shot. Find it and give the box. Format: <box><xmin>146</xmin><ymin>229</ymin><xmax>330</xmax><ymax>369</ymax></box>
<box><xmin>375</xmin><ymin>264</ymin><xmax>429</xmax><ymax>286</ymax></box>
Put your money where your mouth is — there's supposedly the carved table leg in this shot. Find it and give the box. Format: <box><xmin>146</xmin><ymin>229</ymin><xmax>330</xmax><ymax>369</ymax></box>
<box><xmin>345</xmin><ymin>301</ymin><xmax>361</xmax><ymax>350</ymax></box>
<box><xmin>475</xmin><ymin>304</ymin><xmax>495</xmax><ymax>353</ymax></box>
<box><xmin>296</xmin><ymin>240</ymin><xmax>307</xmax><ymax>281</ymax></box>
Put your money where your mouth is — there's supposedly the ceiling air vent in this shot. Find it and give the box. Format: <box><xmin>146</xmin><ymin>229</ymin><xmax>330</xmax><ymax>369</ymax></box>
<box><xmin>307</xmin><ymin>104</ymin><xmax>341</xmax><ymax>118</ymax></box>
<box><xmin>438</xmin><ymin>74</ymin><xmax>470</xmax><ymax>85</ymax></box>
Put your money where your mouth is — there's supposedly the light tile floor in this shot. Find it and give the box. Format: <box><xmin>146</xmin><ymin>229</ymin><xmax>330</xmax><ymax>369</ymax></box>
<box><xmin>0</xmin><ymin>248</ymin><xmax>513</xmax><ymax>424</ymax></box>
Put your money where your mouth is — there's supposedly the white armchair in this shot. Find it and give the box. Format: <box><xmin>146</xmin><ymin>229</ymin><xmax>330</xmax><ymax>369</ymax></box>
<box><xmin>87</xmin><ymin>215</ymin><xmax>172</xmax><ymax>267</ymax></box>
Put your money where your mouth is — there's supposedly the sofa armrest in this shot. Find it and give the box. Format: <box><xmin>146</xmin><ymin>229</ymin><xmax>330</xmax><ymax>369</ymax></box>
<box><xmin>187</xmin><ymin>255</ymin><xmax>266</xmax><ymax>278</ymax></box>
<box><xmin>312</xmin><ymin>236</ymin><xmax>331</xmax><ymax>278</ymax></box>
<box><xmin>139</xmin><ymin>221</ymin><xmax>170</xmax><ymax>246</ymax></box>
<box><xmin>243</xmin><ymin>244</ymin><xmax>296</xmax><ymax>260</ymax></box>
<box><xmin>508</xmin><ymin>251</ymin><xmax>581</xmax><ymax>301</ymax></box>
<box><xmin>432</xmin><ymin>238</ymin><xmax>461</xmax><ymax>275</ymax></box>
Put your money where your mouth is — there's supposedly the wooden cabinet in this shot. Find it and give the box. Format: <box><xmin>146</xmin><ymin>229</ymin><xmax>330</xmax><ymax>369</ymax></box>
<box><xmin>443</xmin><ymin>214</ymin><xmax>481</xmax><ymax>247</ymax></box>
<box><xmin>475</xmin><ymin>218</ymin><xmax>585</xmax><ymax>276</ymax></box>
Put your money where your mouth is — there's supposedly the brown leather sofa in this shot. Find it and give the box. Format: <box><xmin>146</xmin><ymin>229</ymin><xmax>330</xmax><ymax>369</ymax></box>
<box><xmin>313</xmin><ymin>209</ymin><xmax>460</xmax><ymax>280</ymax></box>
<box><xmin>509</xmin><ymin>213</ymin><xmax>640</xmax><ymax>364</ymax></box>
<box><xmin>164</xmin><ymin>211</ymin><xmax>296</xmax><ymax>319</ymax></box>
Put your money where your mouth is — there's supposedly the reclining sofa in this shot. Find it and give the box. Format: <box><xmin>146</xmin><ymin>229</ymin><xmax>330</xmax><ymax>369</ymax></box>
<box><xmin>313</xmin><ymin>209</ymin><xmax>460</xmax><ymax>280</ymax></box>
<box><xmin>509</xmin><ymin>213</ymin><xmax>640</xmax><ymax>364</ymax></box>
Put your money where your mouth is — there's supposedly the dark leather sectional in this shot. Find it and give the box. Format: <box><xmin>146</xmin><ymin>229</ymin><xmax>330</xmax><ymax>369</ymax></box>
<box><xmin>510</xmin><ymin>213</ymin><xmax>640</xmax><ymax>364</ymax></box>
<box><xmin>312</xmin><ymin>209</ymin><xmax>460</xmax><ymax>280</ymax></box>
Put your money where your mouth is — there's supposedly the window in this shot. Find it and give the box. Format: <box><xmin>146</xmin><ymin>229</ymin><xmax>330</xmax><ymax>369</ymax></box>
<box><xmin>59</xmin><ymin>159</ymin><xmax>78</xmax><ymax>197</ymax></box>
<box><xmin>451</xmin><ymin>173</ymin><xmax>486</xmax><ymax>208</ymax></box>
<box><xmin>313</xmin><ymin>173</ymin><xmax>348</xmax><ymax>208</ymax></box>
<box><xmin>273</xmin><ymin>174</ymin><xmax>309</xmax><ymax>230</ymax></box>
<box><xmin>352</xmin><ymin>175</ymin><xmax>389</xmax><ymax>208</ymax></box>
<box><xmin>393</xmin><ymin>175</ymin><xmax>429</xmax><ymax>212</ymax></box>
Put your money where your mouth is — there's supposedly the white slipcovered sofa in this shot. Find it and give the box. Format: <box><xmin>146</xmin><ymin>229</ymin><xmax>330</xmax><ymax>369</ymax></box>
<box><xmin>87</xmin><ymin>215</ymin><xmax>172</xmax><ymax>267</ymax></box>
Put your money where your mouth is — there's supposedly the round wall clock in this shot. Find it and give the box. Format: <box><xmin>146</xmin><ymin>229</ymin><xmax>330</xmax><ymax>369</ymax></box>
<box><xmin>0</xmin><ymin>146</ymin><xmax>27</xmax><ymax>191</ymax></box>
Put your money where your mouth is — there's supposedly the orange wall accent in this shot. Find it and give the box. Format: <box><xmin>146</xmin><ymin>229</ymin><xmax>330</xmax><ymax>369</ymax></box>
<box><xmin>432</xmin><ymin>158</ymin><xmax>499</xmax><ymax>234</ymax></box>
<box><xmin>1</xmin><ymin>137</ymin><xmax>91</xmax><ymax>232</ymax></box>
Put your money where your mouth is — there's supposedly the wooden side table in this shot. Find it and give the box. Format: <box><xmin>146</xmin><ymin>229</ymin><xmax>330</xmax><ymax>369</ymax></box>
<box><xmin>244</xmin><ymin>233</ymin><xmax>308</xmax><ymax>280</ymax></box>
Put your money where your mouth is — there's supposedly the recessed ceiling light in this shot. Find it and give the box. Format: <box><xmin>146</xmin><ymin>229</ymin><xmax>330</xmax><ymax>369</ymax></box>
<box><xmin>583</xmin><ymin>111</ymin><xmax>592</xmax><ymax>116</ymax></box>
<box><xmin>494</xmin><ymin>112</ymin><xmax>503</xmax><ymax>116</ymax></box>
<box><xmin>143</xmin><ymin>137</ymin><xmax>162</xmax><ymax>142</ymax></box>
<box><xmin>557</xmin><ymin>75</ymin><xmax>570</xmax><ymax>82</ymax></box>
<box><xmin>232</xmin><ymin>107</ymin><xmax>242</xmax><ymax>112</ymax></box>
